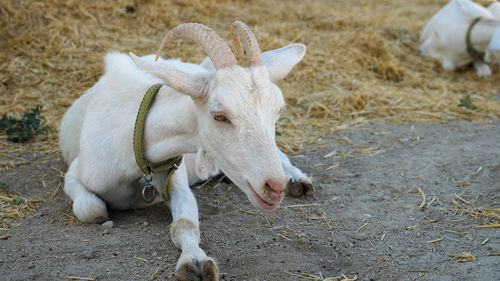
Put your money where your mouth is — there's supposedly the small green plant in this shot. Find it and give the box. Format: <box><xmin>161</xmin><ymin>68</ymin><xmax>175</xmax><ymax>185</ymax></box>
<box><xmin>458</xmin><ymin>95</ymin><xmax>478</xmax><ymax>110</ymax></box>
<box><xmin>0</xmin><ymin>106</ymin><xmax>49</xmax><ymax>143</ymax></box>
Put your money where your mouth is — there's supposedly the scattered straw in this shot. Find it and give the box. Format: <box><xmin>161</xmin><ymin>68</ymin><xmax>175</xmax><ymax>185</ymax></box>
<box><xmin>475</xmin><ymin>224</ymin><xmax>500</xmax><ymax>228</ymax></box>
<box><xmin>284</xmin><ymin>271</ymin><xmax>358</xmax><ymax>281</ymax></box>
<box><xmin>0</xmin><ymin>190</ymin><xmax>39</xmax><ymax>230</ymax></box>
<box><xmin>0</xmin><ymin>152</ymin><xmax>28</xmax><ymax>162</ymax></box>
<box><xmin>285</xmin><ymin>203</ymin><xmax>322</xmax><ymax>208</ymax></box>
<box><xmin>1</xmin><ymin>0</ymin><xmax>499</xmax><ymax>156</ymax></box>
<box><xmin>470</xmin><ymin>167</ymin><xmax>483</xmax><ymax>178</ymax></box>
<box><xmin>238</xmin><ymin>208</ymin><xmax>271</xmax><ymax>227</ymax></box>
<box><xmin>443</xmin><ymin>195</ymin><xmax>500</xmax><ymax>225</ymax></box>
<box><xmin>284</xmin><ymin>271</ymin><xmax>316</xmax><ymax>280</ymax></box>
<box><xmin>324</xmin><ymin>275</ymin><xmax>358</xmax><ymax>281</ymax></box>
<box><xmin>61</xmin><ymin>211</ymin><xmax>79</xmax><ymax>225</ymax></box>
<box><xmin>149</xmin><ymin>266</ymin><xmax>161</xmax><ymax>280</ymax></box>
<box><xmin>326</xmin><ymin>163</ymin><xmax>340</xmax><ymax>171</ymax></box>
<box><xmin>332</xmin><ymin>177</ymin><xmax>347</xmax><ymax>182</ymax></box>
<box><xmin>426</xmin><ymin>237</ymin><xmax>443</xmax><ymax>244</ymax></box>
<box><xmin>323</xmin><ymin>151</ymin><xmax>338</xmax><ymax>158</ymax></box>
<box><xmin>484</xmin><ymin>253</ymin><xmax>500</xmax><ymax>256</ymax></box>
<box><xmin>481</xmin><ymin>238</ymin><xmax>489</xmax><ymax>246</ymax></box>
<box><xmin>380</xmin><ymin>232</ymin><xmax>386</xmax><ymax>241</ymax></box>
<box><xmin>322</xmin><ymin>147</ymin><xmax>381</xmax><ymax>160</ymax></box>
<box><xmin>66</xmin><ymin>277</ymin><xmax>96</xmax><ymax>281</ymax></box>
<box><xmin>319</xmin><ymin>211</ymin><xmax>331</xmax><ymax>227</ymax></box>
<box><xmin>50</xmin><ymin>167</ymin><xmax>66</xmax><ymax>178</ymax></box>
<box><xmin>238</xmin><ymin>208</ymin><xmax>258</xmax><ymax>215</ymax></box>
<box><xmin>282</xmin><ymin>230</ymin><xmax>308</xmax><ymax>238</ymax></box>
<box><xmin>416</xmin><ymin>187</ymin><xmax>426</xmax><ymax>210</ymax></box>
<box><xmin>454</xmin><ymin>194</ymin><xmax>472</xmax><ymax>206</ymax></box>
<box><xmin>356</xmin><ymin>223</ymin><xmax>368</xmax><ymax>234</ymax></box>
<box><xmin>421</xmin><ymin>219</ymin><xmax>440</xmax><ymax>224</ymax></box>
<box><xmin>134</xmin><ymin>256</ymin><xmax>149</xmax><ymax>262</ymax></box>
<box><xmin>278</xmin><ymin>234</ymin><xmax>291</xmax><ymax>241</ymax></box>
<box><xmin>448</xmin><ymin>252</ymin><xmax>477</xmax><ymax>263</ymax></box>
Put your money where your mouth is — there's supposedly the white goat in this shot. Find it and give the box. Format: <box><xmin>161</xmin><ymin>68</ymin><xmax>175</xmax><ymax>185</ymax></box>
<box><xmin>488</xmin><ymin>1</ymin><xmax>500</xmax><ymax>19</ymax></box>
<box><xmin>59</xmin><ymin>22</ymin><xmax>309</xmax><ymax>280</ymax></box>
<box><xmin>419</xmin><ymin>0</ymin><xmax>500</xmax><ymax>76</ymax></box>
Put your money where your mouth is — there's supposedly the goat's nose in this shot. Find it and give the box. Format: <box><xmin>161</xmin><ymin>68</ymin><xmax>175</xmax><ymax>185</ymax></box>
<box><xmin>264</xmin><ymin>179</ymin><xmax>285</xmax><ymax>200</ymax></box>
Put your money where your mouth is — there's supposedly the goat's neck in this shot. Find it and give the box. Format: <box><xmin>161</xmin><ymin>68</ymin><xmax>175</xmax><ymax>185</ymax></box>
<box><xmin>472</xmin><ymin>19</ymin><xmax>500</xmax><ymax>51</ymax></box>
<box><xmin>142</xmin><ymin>89</ymin><xmax>200</xmax><ymax>163</ymax></box>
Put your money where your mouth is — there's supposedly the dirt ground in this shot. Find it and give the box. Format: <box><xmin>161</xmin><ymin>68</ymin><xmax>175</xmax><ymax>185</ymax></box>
<box><xmin>0</xmin><ymin>120</ymin><xmax>498</xmax><ymax>281</ymax></box>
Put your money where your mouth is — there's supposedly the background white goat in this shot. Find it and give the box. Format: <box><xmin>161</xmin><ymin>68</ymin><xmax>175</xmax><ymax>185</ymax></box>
<box><xmin>488</xmin><ymin>1</ymin><xmax>500</xmax><ymax>19</ymax></box>
<box><xmin>59</xmin><ymin>22</ymin><xmax>308</xmax><ymax>280</ymax></box>
<box><xmin>419</xmin><ymin>0</ymin><xmax>500</xmax><ymax>76</ymax></box>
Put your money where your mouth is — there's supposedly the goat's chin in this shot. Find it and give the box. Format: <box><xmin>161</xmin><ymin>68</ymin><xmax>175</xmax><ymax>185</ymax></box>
<box><xmin>245</xmin><ymin>184</ymin><xmax>281</xmax><ymax>211</ymax></box>
<box><xmin>247</xmin><ymin>193</ymin><xmax>280</xmax><ymax>211</ymax></box>
<box><xmin>212</xmin><ymin>160</ymin><xmax>281</xmax><ymax>210</ymax></box>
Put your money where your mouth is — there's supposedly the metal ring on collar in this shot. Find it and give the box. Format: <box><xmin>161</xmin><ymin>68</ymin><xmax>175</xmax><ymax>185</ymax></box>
<box><xmin>142</xmin><ymin>184</ymin><xmax>157</xmax><ymax>203</ymax></box>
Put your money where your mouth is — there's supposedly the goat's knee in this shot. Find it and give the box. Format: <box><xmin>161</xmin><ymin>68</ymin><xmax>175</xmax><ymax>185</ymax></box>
<box><xmin>64</xmin><ymin>159</ymin><xmax>109</xmax><ymax>223</ymax></box>
<box><xmin>441</xmin><ymin>58</ymin><xmax>456</xmax><ymax>71</ymax></box>
<box><xmin>170</xmin><ymin>218</ymin><xmax>200</xmax><ymax>249</ymax></box>
<box><xmin>474</xmin><ymin>61</ymin><xmax>492</xmax><ymax>77</ymax></box>
<box><xmin>72</xmin><ymin>192</ymin><xmax>109</xmax><ymax>223</ymax></box>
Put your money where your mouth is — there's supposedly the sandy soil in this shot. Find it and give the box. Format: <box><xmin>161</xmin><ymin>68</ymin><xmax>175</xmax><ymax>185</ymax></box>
<box><xmin>0</xmin><ymin>121</ymin><xmax>499</xmax><ymax>281</ymax></box>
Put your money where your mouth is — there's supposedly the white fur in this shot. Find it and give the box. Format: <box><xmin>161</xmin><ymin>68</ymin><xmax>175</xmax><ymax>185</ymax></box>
<box><xmin>488</xmin><ymin>2</ymin><xmax>500</xmax><ymax>19</ymax></box>
<box><xmin>59</xmin><ymin>41</ymin><xmax>307</xmax><ymax>278</ymax></box>
<box><xmin>419</xmin><ymin>0</ymin><xmax>500</xmax><ymax>76</ymax></box>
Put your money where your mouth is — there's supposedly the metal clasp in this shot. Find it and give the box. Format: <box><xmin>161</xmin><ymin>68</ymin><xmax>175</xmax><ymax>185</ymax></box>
<box><xmin>141</xmin><ymin>174</ymin><xmax>157</xmax><ymax>203</ymax></box>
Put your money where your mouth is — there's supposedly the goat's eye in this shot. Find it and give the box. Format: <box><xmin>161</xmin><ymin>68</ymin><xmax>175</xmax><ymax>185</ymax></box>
<box><xmin>212</xmin><ymin>113</ymin><xmax>231</xmax><ymax>124</ymax></box>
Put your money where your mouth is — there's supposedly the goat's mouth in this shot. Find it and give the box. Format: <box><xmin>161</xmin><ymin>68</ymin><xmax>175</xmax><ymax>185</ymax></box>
<box><xmin>247</xmin><ymin>181</ymin><xmax>279</xmax><ymax>210</ymax></box>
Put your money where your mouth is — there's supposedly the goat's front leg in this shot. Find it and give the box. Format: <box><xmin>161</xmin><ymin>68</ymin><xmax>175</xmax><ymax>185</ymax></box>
<box><xmin>277</xmin><ymin>147</ymin><xmax>314</xmax><ymax>197</ymax></box>
<box><xmin>473</xmin><ymin>60</ymin><xmax>492</xmax><ymax>77</ymax></box>
<box><xmin>167</xmin><ymin>161</ymin><xmax>218</xmax><ymax>281</ymax></box>
<box><xmin>64</xmin><ymin>156</ymin><xmax>109</xmax><ymax>223</ymax></box>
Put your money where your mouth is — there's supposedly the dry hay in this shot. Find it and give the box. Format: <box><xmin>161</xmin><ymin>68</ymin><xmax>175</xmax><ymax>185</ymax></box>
<box><xmin>1</xmin><ymin>0</ymin><xmax>500</xmax><ymax>154</ymax></box>
<box><xmin>284</xmin><ymin>271</ymin><xmax>358</xmax><ymax>281</ymax></box>
<box><xmin>0</xmin><ymin>190</ymin><xmax>39</xmax><ymax>231</ymax></box>
<box><xmin>443</xmin><ymin>194</ymin><xmax>500</xmax><ymax>227</ymax></box>
<box><xmin>448</xmin><ymin>252</ymin><xmax>478</xmax><ymax>263</ymax></box>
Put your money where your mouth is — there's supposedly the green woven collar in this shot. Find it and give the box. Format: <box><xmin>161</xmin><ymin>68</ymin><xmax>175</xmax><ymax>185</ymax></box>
<box><xmin>466</xmin><ymin>17</ymin><xmax>484</xmax><ymax>61</ymax></box>
<box><xmin>133</xmin><ymin>83</ymin><xmax>182</xmax><ymax>201</ymax></box>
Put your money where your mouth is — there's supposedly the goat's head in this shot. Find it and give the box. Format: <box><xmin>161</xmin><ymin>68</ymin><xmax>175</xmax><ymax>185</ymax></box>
<box><xmin>130</xmin><ymin>22</ymin><xmax>306</xmax><ymax>210</ymax></box>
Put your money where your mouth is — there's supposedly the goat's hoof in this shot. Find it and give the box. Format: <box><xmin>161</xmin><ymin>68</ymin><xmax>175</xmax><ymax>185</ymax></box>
<box><xmin>175</xmin><ymin>258</ymin><xmax>218</xmax><ymax>281</ymax></box>
<box><xmin>286</xmin><ymin>179</ymin><xmax>315</xmax><ymax>197</ymax></box>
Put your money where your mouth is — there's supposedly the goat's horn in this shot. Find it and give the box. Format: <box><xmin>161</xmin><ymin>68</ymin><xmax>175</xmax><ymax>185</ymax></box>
<box><xmin>231</xmin><ymin>21</ymin><xmax>263</xmax><ymax>67</ymax></box>
<box><xmin>155</xmin><ymin>23</ymin><xmax>237</xmax><ymax>70</ymax></box>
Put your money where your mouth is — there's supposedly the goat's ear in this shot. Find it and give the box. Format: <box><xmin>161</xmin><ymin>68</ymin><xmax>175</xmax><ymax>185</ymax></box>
<box><xmin>262</xmin><ymin>43</ymin><xmax>306</xmax><ymax>82</ymax></box>
<box><xmin>129</xmin><ymin>53</ymin><xmax>209</xmax><ymax>102</ymax></box>
<box><xmin>194</xmin><ymin>148</ymin><xmax>219</xmax><ymax>180</ymax></box>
